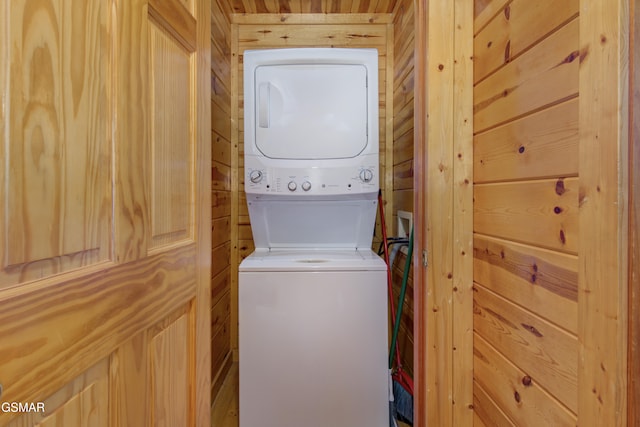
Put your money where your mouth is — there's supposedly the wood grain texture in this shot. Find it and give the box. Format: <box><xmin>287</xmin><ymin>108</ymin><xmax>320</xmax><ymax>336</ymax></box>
<box><xmin>474</xmin><ymin>17</ymin><xmax>579</xmax><ymax>133</ymax></box>
<box><xmin>474</xmin><ymin>284</ymin><xmax>578</xmax><ymax>414</ymax></box>
<box><xmin>412</xmin><ymin>0</ymin><xmax>427</xmax><ymax>424</ymax></box>
<box><xmin>150</xmin><ymin>24</ymin><xmax>193</xmax><ymax>248</ymax></box>
<box><xmin>629</xmin><ymin>0</ymin><xmax>640</xmax><ymax>423</ymax></box>
<box><xmin>0</xmin><ymin>244</ymin><xmax>196</xmax><ymax>426</ymax></box>
<box><xmin>210</xmin><ymin>1</ymin><xmax>232</xmax><ymax>391</ymax></box>
<box><xmin>7</xmin><ymin>358</ymin><xmax>109</xmax><ymax>427</ymax></box>
<box><xmin>474</xmin><ymin>333</ymin><xmax>576</xmax><ymax>426</ymax></box>
<box><xmin>452</xmin><ymin>1</ymin><xmax>475</xmax><ymax>425</ymax></box>
<box><xmin>474</xmin><ymin>98</ymin><xmax>579</xmax><ymax>183</ymax></box>
<box><xmin>578</xmin><ymin>0</ymin><xmax>629</xmax><ymax>425</ymax></box>
<box><xmin>473</xmin><ymin>0</ymin><xmax>579</xmax><ymax>83</ymax></box>
<box><xmin>474</xmin><ymin>234</ymin><xmax>578</xmax><ymax>334</ymax></box>
<box><xmin>474</xmin><ymin>379</ymin><xmax>516</xmax><ymax>427</ymax></box>
<box><xmin>149</xmin><ymin>0</ymin><xmax>197</xmax><ymax>52</ymax></box>
<box><xmin>474</xmin><ymin>178</ymin><xmax>579</xmax><ymax>254</ymax></box>
<box><xmin>229</xmin><ymin>0</ymin><xmax>399</xmax><ymax>14</ymax></box>
<box><xmin>1</xmin><ymin>0</ymin><xmax>111</xmax><ymax>286</ymax></box>
<box><xmin>150</xmin><ymin>313</ymin><xmax>190</xmax><ymax>426</ymax></box>
<box><xmin>416</xmin><ymin>1</ymin><xmax>456</xmax><ymax>425</ymax></box>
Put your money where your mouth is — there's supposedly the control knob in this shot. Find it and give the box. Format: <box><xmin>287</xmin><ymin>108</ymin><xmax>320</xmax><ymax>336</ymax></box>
<box><xmin>287</xmin><ymin>181</ymin><xmax>297</xmax><ymax>191</ymax></box>
<box><xmin>249</xmin><ymin>170</ymin><xmax>263</xmax><ymax>183</ymax></box>
<box><xmin>302</xmin><ymin>181</ymin><xmax>312</xmax><ymax>192</ymax></box>
<box><xmin>359</xmin><ymin>169</ymin><xmax>374</xmax><ymax>183</ymax></box>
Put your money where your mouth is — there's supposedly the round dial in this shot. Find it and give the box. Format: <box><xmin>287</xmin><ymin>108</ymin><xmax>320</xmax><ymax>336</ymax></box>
<box><xmin>302</xmin><ymin>181</ymin><xmax>312</xmax><ymax>191</ymax></box>
<box><xmin>287</xmin><ymin>181</ymin><xmax>297</xmax><ymax>191</ymax></box>
<box><xmin>359</xmin><ymin>169</ymin><xmax>374</xmax><ymax>183</ymax></box>
<box><xmin>249</xmin><ymin>170</ymin><xmax>263</xmax><ymax>183</ymax></box>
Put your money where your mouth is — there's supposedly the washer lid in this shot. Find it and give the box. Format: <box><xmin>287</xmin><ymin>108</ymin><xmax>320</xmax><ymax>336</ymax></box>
<box><xmin>239</xmin><ymin>248</ymin><xmax>387</xmax><ymax>272</ymax></box>
<box><xmin>254</xmin><ymin>63</ymin><xmax>369</xmax><ymax>160</ymax></box>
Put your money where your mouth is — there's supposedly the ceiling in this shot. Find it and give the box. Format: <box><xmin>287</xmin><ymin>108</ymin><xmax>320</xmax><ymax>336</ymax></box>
<box><xmin>228</xmin><ymin>0</ymin><xmax>401</xmax><ymax>14</ymax></box>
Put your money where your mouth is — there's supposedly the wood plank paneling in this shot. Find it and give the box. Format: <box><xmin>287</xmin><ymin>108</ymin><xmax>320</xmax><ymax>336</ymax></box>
<box><xmin>629</xmin><ymin>0</ymin><xmax>640</xmax><ymax>423</ymax></box>
<box><xmin>474</xmin><ymin>234</ymin><xmax>578</xmax><ymax>334</ymax></box>
<box><xmin>474</xmin><ymin>99</ymin><xmax>579</xmax><ymax>184</ymax></box>
<box><xmin>474</xmin><ymin>17</ymin><xmax>579</xmax><ymax>133</ymax></box>
<box><xmin>211</xmin><ymin>0</ymin><xmax>232</xmax><ymax>389</ymax></box>
<box><xmin>473</xmin><ymin>285</ymin><xmax>578</xmax><ymax>413</ymax></box>
<box><xmin>578</xmin><ymin>0</ymin><xmax>629</xmax><ymax>424</ymax></box>
<box><xmin>229</xmin><ymin>0</ymin><xmax>399</xmax><ymax>14</ymax></box>
<box><xmin>474</xmin><ymin>178</ymin><xmax>579</xmax><ymax>254</ymax></box>
<box><xmin>474</xmin><ymin>334</ymin><xmax>577</xmax><ymax>426</ymax></box>
<box><xmin>473</xmin><ymin>0</ymin><xmax>579</xmax><ymax>83</ymax></box>
<box><xmin>472</xmin><ymin>1</ymin><xmax>583</xmax><ymax>424</ymax></box>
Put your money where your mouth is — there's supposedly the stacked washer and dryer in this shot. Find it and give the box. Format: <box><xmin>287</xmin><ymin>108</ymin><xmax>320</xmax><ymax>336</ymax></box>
<box><xmin>238</xmin><ymin>48</ymin><xmax>388</xmax><ymax>427</ymax></box>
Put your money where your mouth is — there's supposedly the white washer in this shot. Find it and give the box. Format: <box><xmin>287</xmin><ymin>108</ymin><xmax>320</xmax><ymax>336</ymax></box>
<box><xmin>239</xmin><ymin>249</ymin><xmax>388</xmax><ymax>427</ymax></box>
<box><xmin>239</xmin><ymin>48</ymin><xmax>388</xmax><ymax>427</ymax></box>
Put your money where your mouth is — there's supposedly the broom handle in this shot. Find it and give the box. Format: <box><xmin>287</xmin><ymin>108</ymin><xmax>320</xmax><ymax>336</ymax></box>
<box><xmin>377</xmin><ymin>190</ymin><xmax>402</xmax><ymax>369</ymax></box>
<box><xmin>389</xmin><ymin>227</ymin><xmax>413</xmax><ymax>369</ymax></box>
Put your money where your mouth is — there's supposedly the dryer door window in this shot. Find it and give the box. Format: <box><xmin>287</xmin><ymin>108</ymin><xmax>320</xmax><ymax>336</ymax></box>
<box><xmin>254</xmin><ymin>64</ymin><xmax>369</xmax><ymax>160</ymax></box>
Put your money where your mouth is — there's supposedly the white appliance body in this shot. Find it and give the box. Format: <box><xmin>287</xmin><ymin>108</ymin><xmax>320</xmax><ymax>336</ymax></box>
<box><xmin>239</xmin><ymin>250</ymin><xmax>388</xmax><ymax>427</ymax></box>
<box><xmin>243</xmin><ymin>48</ymin><xmax>380</xmax><ymax>249</ymax></box>
<box><xmin>239</xmin><ymin>48</ymin><xmax>388</xmax><ymax>427</ymax></box>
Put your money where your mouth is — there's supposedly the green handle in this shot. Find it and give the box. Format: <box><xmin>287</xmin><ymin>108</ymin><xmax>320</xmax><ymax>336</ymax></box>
<box><xmin>389</xmin><ymin>227</ymin><xmax>413</xmax><ymax>369</ymax></box>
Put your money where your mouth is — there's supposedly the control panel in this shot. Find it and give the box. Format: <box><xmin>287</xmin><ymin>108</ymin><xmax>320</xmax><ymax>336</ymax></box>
<box><xmin>245</xmin><ymin>164</ymin><xmax>379</xmax><ymax>195</ymax></box>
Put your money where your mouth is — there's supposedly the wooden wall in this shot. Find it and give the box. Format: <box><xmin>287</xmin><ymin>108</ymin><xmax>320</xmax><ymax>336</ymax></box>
<box><xmin>391</xmin><ymin>0</ymin><xmax>415</xmax><ymax>377</ymax></box>
<box><xmin>228</xmin><ymin>12</ymin><xmax>395</xmax><ymax>354</ymax></box>
<box><xmin>472</xmin><ymin>1</ymin><xmax>580</xmax><ymax>424</ymax></box>
<box><xmin>211</xmin><ymin>0</ymin><xmax>233</xmax><ymax>399</ymax></box>
<box><xmin>471</xmin><ymin>0</ymin><xmax>629</xmax><ymax>425</ymax></box>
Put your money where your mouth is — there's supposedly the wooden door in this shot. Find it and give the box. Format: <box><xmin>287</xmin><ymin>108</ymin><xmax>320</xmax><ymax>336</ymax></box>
<box><xmin>0</xmin><ymin>0</ymin><xmax>211</xmax><ymax>425</ymax></box>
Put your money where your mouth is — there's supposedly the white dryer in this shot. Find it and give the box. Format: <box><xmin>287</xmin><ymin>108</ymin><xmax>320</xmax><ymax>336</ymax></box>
<box><xmin>239</xmin><ymin>48</ymin><xmax>388</xmax><ymax>427</ymax></box>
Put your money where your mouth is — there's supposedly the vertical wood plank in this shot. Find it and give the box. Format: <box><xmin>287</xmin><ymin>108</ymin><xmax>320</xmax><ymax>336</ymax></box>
<box><xmin>150</xmin><ymin>314</ymin><xmax>190</xmax><ymax>427</ymax></box>
<box><xmin>452</xmin><ymin>0</ymin><xmax>474</xmax><ymax>425</ymax></box>
<box><xmin>578</xmin><ymin>0</ymin><xmax>629</xmax><ymax>425</ymax></box>
<box><xmin>230</xmin><ymin>22</ymin><xmax>240</xmax><ymax>357</ymax></box>
<box><xmin>413</xmin><ymin>0</ymin><xmax>427</xmax><ymax>424</ymax></box>
<box><xmin>115</xmin><ymin>0</ymin><xmax>150</xmax><ymax>263</ymax></box>
<box><xmin>194</xmin><ymin>0</ymin><xmax>212</xmax><ymax>423</ymax></box>
<box><xmin>415</xmin><ymin>0</ymin><xmax>456</xmax><ymax>425</ymax></box>
<box><xmin>385</xmin><ymin>21</ymin><xmax>395</xmax><ymax>234</ymax></box>
<box><xmin>629</xmin><ymin>0</ymin><xmax>640</xmax><ymax>423</ymax></box>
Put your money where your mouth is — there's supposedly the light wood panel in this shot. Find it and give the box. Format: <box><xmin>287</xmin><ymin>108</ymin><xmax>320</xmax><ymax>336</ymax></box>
<box><xmin>472</xmin><ymin>3</ymin><xmax>584</xmax><ymax>424</ymax></box>
<box><xmin>474</xmin><ymin>334</ymin><xmax>577</xmax><ymax>426</ymax></box>
<box><xmin>7</xmin><ymin>359</ymin><xmax>109</xmax><ymax>427</ymax></box>
<box><xmin>578</xmin><ymin>0</ymin><xmax>629</xmax><ymax>425</ymax></box>
<box><xmin>473</xmin><ymin>284</ymin><xmax>578</xmax><ymax>414</ymax></box>
<box><xmin>474</xmin><ymin>17</ymin><xmax>579</xmax><ymax>133</ymax></box>
<box><xmin>0</xmin><ymin>0</ymin><xmax>211</xmax><ymax>425</ymax></box>
<box><xmin>229</xmin><ymin>0</ymin><xmax>399</xmax><ymax>14</ymax></box>
<box><xmin>473</xmin><ymin>0</ymin><xmax>579</xmax><ymax>83</ymax></box>
<box><xmin>474</xmin><ymin>178</ymin><xmax>579</xmax><ymax>254</ymax></box>
<box><xmin>451</xmin><ymin>2</ymin><xmax>475</xmax><ymax>425</ymax></box>
<box><xmin>473</xmin><ymin>234</ymin><xmax>578</xmax><ymax>334</ymax></box>
<box><xmin>150</xmin><ymin>24</ymin><xmax>193</xmax><ymax>248</ymax></box>
<box><xmin>0</xmin><ymin>0</ymin><xmax>111</xmax><ymax>288</ymax></box>
<box><xmin>150</xmin><ymin>312</ymin><xmax>190</xmax><ymax>426</ymax></box>
<box><xmin>211</xmin><ymin>0</ymin><xmax>234</xmax><ymax>398</ymax></box>
<box><xmin>629</xmin><ymin>0</ymin><xmax>640</xmax><ymax>423</ymax></box>
<box><xmin>474</xmin><ymin>98</ymin><xmax>579</xmax><ymax>183</ymax></box>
